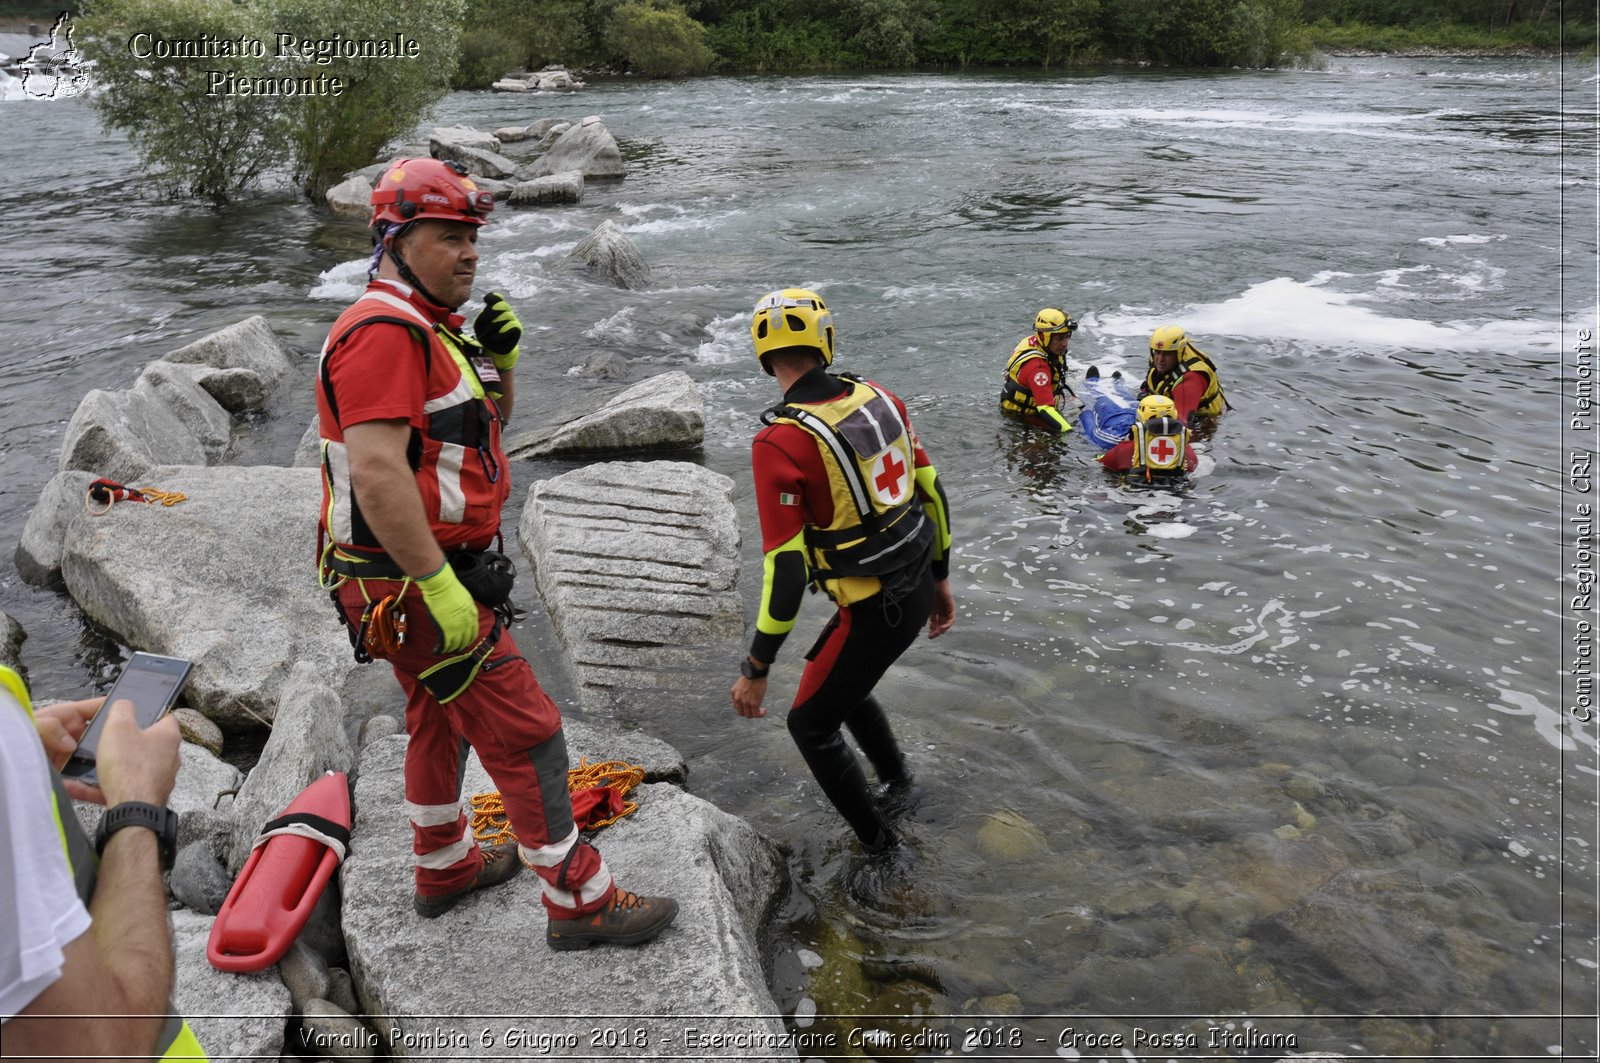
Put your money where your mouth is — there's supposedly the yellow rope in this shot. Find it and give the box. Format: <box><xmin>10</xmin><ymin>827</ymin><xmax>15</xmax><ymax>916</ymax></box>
<box><xmin>469</xmin><ymin>757</ymin><xmax>646</xmax><ymax>844</ymax></box>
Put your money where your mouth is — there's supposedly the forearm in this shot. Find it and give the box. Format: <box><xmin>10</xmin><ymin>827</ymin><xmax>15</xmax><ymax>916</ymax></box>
<box><xmin>347</xmin><ymin>444</ymin><xmax>446</xmax><ymax>576</ymax></box>
<box><xmin>5</xmin><ymin>830</ymin><xmax>173</xmax><ymax>1058</ymax></box>
<box><xmin>89</xmin><ymin>828</ymin><xmax>175</xmax><ymax>1046</ymax></box>
<box><xmin>494</xmin><ymin>368</ymin><xmax>515</xmax><ymax>423</ymax></box>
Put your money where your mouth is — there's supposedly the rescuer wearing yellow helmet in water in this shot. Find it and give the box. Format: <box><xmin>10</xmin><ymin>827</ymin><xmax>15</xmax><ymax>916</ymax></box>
<box><xmin>1141</xmin><ymin>325</ymin><xmax>1228</xmax><ymax>423</ymax></box>
<box><xmin>1098</xmin><ymin>394</ymin><xmax>1198</xmax><ymax>481</ymax></box>
<box><xmin>1000</xmin><ymin>308</ymin><xmax>1080</xmax><ymax>435</ymax></box>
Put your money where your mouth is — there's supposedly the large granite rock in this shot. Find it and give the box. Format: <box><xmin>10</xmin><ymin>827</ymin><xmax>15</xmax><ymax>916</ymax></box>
<box><xmin>527</xmin><ymin>115</ymin><xmax>623</xmax><ymax>179</ymax></box>
<box><xmin>503</xmin><ymin>371</ymin><xmax>704</xmax><ymax>459</ymax></box>
<box><xmin>570</xmin><ymin>219</ymin><xmax>650</xmax><ymax>290</ymax></box>
<box><xmin>164</xmin><ymin>316</ymin><xmax>295</xmax><ymax>384</ymax></box>
<box><xmin>0</xmin><ymin>611</ymin><xmax>22</xmax><ymax>675</ymax></box>
<box><xmin>17</xmin><ymin>470</ymin><xmax>100</xmax><ymax>586</ymax></box>
<box><xmin>56</xmin><ymin>316</ymin><xmax>295</xmax><ymax>481</ymax></box>
<box><xmin>171</xmin><ymin>909</ymin><xmax>293</xmax><ymax>1058</ymax></box>
<box><xmin>58</xmin><ymin>383</ymin><xmax>209</xmax><ymax>482</ymax></box>
<box><xmin>326</xmin><ymin>173</ymin><xmax>373</xmax><ymax>219</ymax></box>
<box><xmin>226</xmin><ymin>662</ymin><xmax>356</xmax><ymax>872</ymax></box>
<box><xmin>341</xmin><ymin>734</ymin><xmax>791</xmax><ymax>1060</ymax></box>
<box><xmin>515</xmin><ymin>461</ymin><xmax>741</xmax><ymax>710</ymax></box>
<box><xmin>56</xmin><ymin>464</ymin><xmax>396</xmax><ymax>730</ymax></box>
<box><xmin>508</xmin><ymin>170</ymin><xmax>584</xmax><ymax>206</ymax></box>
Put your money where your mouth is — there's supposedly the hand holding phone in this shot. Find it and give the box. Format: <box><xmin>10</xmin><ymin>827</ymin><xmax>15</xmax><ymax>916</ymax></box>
<box><xmin>59</xmin><ymin>652</ymin><xmax>192</xmax><ymax>794</ymax></box>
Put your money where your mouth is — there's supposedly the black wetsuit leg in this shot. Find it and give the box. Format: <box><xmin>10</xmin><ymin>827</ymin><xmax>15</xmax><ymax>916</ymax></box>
<box><xmin>846</xmin><ymin>696</ymin><xmax>908</xmax><ymax>785</ymax></box>
<box><xmin>787</xmin><ymin>572</ymin><xmax>934</xmax><ymax>847</ymax></box>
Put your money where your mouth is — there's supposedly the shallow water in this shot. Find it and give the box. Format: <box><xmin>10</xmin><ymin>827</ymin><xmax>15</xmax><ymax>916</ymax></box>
<box><xmin>1</xmin><ymin>56</ymin><xmax>1595</xmax><ymax>1058</ymax></box>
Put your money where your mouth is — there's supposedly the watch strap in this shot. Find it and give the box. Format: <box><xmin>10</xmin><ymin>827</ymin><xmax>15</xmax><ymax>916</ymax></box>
<box><xmin>95</xmin><ymin>801</ymin><xmax>177</xmax><ymax>868</ymax></box>
<box><xmin>740</xmin><ymin>656</ymin><xmax>770</xmax><ymax>680</ymax></box>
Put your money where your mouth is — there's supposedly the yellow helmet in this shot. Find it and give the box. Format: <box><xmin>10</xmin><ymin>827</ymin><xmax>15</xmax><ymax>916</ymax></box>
<box><xmin>1138</xmin><ymin>394</ymin><xmax>1178</xmax><ymax>422</ymax></box>
<box><xmin>1149</xmin><ymin>325</ymin><xmax>1188</xmax><ymax>355</ymax></box>
<box><xmin>752</xmin><ymin>288</ymin><xmax>834</xmax><ymax>374</ymax></box>
<box><xmin>1035</xmin><ymin>307</ymin><xmax>1076</xmax><ymax>341</ymax></box>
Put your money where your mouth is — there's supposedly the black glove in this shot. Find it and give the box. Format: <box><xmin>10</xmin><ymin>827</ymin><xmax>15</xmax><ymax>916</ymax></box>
<box><xmin>474</xmin><ymin>292</ymin><xmax>523</xmax><ymax>371</ymax></box>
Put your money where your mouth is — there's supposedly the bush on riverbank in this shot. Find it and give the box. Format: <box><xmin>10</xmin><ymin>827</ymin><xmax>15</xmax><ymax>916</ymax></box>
<box><xmin>79</xmin><ymin>0</ymin><xmax>463</xmax><ymax>203</ymax></box>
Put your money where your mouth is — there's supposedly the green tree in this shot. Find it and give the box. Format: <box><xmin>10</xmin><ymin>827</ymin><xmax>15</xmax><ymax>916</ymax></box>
<box><xmin>272</xmin><ymin>0</ymin><xmax>465</xmax><ymax>197</ymax></box>
<box><xmin>78</xmin><ymin>0</ymin><xmax>290</xmax><ymax>203</ymax></box>
<box><xmin>79</xmin><ymin>0</ymin><xmax>463</xmax><ymax>204</ymax></box>
<box><xmin>606</xmin><ymin>0</ymin><xmax>715</xmax><ymax>75</ymax></box>
<box><xmin>842</xmin><ymin>0</ymin><xmax>937</xmax><ymax>66</ymax></box>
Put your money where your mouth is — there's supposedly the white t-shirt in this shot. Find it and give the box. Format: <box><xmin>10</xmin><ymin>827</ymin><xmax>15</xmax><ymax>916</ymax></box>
<box><xmin>0</xmin><ymin>696</ymin><xmax>93</xmax><ymax>1020</ymax></box>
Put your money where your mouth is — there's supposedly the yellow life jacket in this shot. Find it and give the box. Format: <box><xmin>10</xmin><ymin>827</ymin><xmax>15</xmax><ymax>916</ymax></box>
<box><xmin>762</xmin><ymin>375</ymin><xmax>933</xmax><ymax>606</ymax></box>
<box><xmin>1129</xmin><ymin>416</ymin><xmax>1190</xmax><ymax>483</ymax></box>
<box><xmin>1000</xmin><ymin>336</ymin><xmax>1066</xmax><ymax>417</ymax></box>
<box><xmin>1143</xmin><ymin>343</ymin><xmax>1226</xmax><ymax>418</ymax></box>
<box><xmin>0</xmin><ymin>666</ymin><xmax>209</xmax><ymax>1061</ymax></box>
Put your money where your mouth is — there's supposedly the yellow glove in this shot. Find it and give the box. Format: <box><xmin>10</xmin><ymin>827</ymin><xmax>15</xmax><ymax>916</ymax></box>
<box><xmin>1042</xmin><ymin>405</ymin><xmax>1075</xmax><ymax>435</ymax></box>
<box><xmin>473</xmin><ymin>292</ymin><xmax>522</xmax><ymax>372</ymax></box>
<box><xmin>417</xmin><ymin>562</ymin><xmax>480</xmax><ymax>652</ymax></box>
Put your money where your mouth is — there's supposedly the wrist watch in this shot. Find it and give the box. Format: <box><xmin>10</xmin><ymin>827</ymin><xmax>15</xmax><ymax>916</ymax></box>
<box><xmin>739</xmin><ymin>656</ymin><xmax>770</xmax><ymax>680</ymax></box>
<box><xmin>95</xmin><ymin>801</ymin><xmax>178</xmax><ymax>870</ymax></box>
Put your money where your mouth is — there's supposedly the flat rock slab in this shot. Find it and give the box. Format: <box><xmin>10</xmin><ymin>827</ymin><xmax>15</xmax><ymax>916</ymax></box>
<box><xmin>341</xmin><ymin>734</ymin><xmax>792</xmax><ymax>1060</ymax></box>
<box><xmin>516</xmin><ymin>460</ymin><xmax>742</xmax><ymax>712</ymax></box>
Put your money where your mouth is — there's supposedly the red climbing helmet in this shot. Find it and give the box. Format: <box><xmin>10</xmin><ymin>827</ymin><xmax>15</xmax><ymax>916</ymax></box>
<box><xmin>369</xmin><ymin>158</ymin><xmax>495</xmax><ymax>228</ymax></box>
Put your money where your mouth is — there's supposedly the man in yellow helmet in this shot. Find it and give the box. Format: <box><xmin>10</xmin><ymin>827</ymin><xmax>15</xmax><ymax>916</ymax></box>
<box><xmin>1099</xmin><ymin>394</ymin><xmax>1198</xmax><ymax>479</ymax></box>
<box><xmin>0</xmin><ymin>666</ymin><xmax>208</xmax><ymax>1059</ymax></box>
<box><xmin>731</xmin><ymin>288</ymin><xmax>955</xmax><ymax>857</ymax></box>
<box><xmin>1000</xmin><ymin>307</ymin><xmax>1078</xmax><ymax>435</ymax></box>
<box><xmin>1141</xmin><ymin>325</ymin><xmax>1227</xmax><ymax>423</ymax></box>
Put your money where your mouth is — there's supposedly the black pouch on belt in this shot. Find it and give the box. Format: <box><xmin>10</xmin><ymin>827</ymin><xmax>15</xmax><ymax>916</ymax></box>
<box><xmin>449</xmin><ymin>549</ymin><xmax>516</xmax><ymax>609</ymax></box>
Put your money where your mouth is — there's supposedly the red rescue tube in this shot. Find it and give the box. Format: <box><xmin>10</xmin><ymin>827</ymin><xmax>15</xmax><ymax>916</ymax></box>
<box><xmin>207</xmin><ymin>772</ymin><xmax>351</xmax><ymax>973</ymax></box>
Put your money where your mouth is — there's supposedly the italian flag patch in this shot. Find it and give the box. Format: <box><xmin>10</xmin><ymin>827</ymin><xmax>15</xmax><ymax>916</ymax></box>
<box><xmin>779</xmin><ymin>492</ymin><xmax>799</xmax><ymax>506</ymax></box>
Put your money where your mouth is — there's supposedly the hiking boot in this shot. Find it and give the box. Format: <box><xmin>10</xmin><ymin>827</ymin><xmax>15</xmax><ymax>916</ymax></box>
<box><xmin>546</xmin><ymin>887</ymin><xmax>678</xmax><ymax>951</ymax></box>
<box><xmin>414</xmin><ymin>844</ymin><xmax>521</xmax><ymax>919</ymax></box>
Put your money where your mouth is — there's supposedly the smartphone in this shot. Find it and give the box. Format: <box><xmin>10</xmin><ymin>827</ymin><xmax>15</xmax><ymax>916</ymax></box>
<box><xmin>59</xmin><ymin>652</ymin><xmax>193</xmax><ymax>787</ymax></box>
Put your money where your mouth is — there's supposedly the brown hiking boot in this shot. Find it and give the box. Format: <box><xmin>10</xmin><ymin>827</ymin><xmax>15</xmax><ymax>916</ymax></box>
<box><xmin>414</xmin><ymin>844</ymin><xmax>521</xmax><ymax>919</ymax></box>
<box><xmin>546</xmin><ymin>887</ymin><xmax>678</xmax><ymax>951</ymax></box>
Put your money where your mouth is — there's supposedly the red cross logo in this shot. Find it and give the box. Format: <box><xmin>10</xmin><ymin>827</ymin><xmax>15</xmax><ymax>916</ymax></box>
<box><xmin>874</xmin><ymin>452</ymin><xmax>907</xmax><ymax>501</ymax></box>
<box><xmin>1148</xmin><ymin>437</ymin><xmax>1177</xmax><ymax>465</ymax></box>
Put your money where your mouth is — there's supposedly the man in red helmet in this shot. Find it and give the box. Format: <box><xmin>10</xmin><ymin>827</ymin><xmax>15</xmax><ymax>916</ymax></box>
<box><xmin>315</xmin><ymin>158</ymin><xmax>676</xmax><ymax>950</ymax></box>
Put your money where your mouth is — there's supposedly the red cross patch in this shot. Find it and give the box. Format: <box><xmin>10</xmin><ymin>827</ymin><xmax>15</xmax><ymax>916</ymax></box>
<box><xmin>1147</xmin><ymin>436</ymin><xmax>1178</xmax><ymax>465</ymax></box>
<box><xmin>872</xmin><ymin>451</ymin><xmax>908</xmax><ymax>503</ymax></box>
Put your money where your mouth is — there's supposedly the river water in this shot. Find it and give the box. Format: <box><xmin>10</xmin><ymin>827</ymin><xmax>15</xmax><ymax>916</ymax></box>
<box><xmin>2</xmin><ymin>56</ymin><xmax>1597</xmax><ymax>1059</ymax></box>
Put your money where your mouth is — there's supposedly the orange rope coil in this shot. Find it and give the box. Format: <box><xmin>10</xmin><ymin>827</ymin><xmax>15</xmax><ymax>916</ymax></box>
<box><xmin>469</xmin><ymin>758</ymin><xmax>645</xmax><ymax>844</ymax></box>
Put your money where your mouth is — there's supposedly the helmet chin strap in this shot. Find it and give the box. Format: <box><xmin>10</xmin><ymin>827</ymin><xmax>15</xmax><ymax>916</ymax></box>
<box><xmin>379</xmin><ymin>224</ymin><xmax>453</xmax><ymax>309</ymax></box>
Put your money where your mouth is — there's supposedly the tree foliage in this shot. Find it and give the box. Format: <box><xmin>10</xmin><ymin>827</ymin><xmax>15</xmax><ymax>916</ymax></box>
<box><xmin>606</xmin><ymin>0</ymin><xmax>716</xmax><ymax>76</ymax></box>
<box><xmin>80</xmin><ymin>0</ymin><xmax>463</xmax><ymax>203</ymax></box>
<box><xmin>78</xmin><ymin>0</ymin><xmax>289</xmax><ymax>203</ymax></box>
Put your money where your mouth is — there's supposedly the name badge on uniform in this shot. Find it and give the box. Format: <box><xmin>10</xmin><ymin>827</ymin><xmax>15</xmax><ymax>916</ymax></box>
<box><xmin>474</xmin><ymin>358</ymin><xmax>501</xmax><ymax>385</ymax></box>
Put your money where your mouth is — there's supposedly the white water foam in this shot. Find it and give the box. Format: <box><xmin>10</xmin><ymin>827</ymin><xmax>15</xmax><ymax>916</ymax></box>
<box><xmin>1094</xmin><ymin>272</ymin><xmax>1566</xmax><ymax>352</ymax></box>
<box><xmin>308</xmin><ymin>258</ymin><xmax>371</xmax><ymax>302</ymax></box>
<box><xmin>694</xmin><ymin>312</ymin><xmax>750</xmax><ymax>365</ymax></box>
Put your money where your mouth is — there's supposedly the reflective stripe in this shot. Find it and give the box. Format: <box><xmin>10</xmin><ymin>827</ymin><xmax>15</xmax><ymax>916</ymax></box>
<box><xmin>357</xmin><ymin>290</ymin><xmax>434</xmax><ymax>329</ymax></box>
<box><xmin>521</xmin><ymin>829</ymin><xmax>613</xmax><ymax>910</ymax></box>
<box><xmin>518</xmin><ymin>825</ymin><xmax>579</xmax><ymax>868</ymax></box>
<box><xmin>783</xmin><ymin>407</ymin><xmax>873</xmax><ymax>516</ymax></box>
<box><xmin>321</xmin><ymin>440</ymin><xmax>354</xmax><ymax>544</ymax></box>
<box><xmin>850</xmin><ymin>509</ymin><xmax>928</xmax><ymax>567</ymax></box>
<box><xmin>436</xmin><ymin>443</ymin><xmax>467</xmax><ymax>524</ymax></box>
<box><xmin>423</xmin><ymin>375</ymin><xmax>474</xmax><ymax>415</ymax></box>
<box><xmin>415</xmin><ymin>829</ymin><xmax>472</xmax><ymax>869</ymax></box>
<box><xmin>405</xmin><ymin>801</ymin><xmax>462</xmax><ymax>827</ymax></box>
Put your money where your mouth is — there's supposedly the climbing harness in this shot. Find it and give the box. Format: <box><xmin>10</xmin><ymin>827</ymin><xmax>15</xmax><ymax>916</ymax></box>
<box><xmin>469</xmin><ymin>758</ymin><xmax>646</xmax><ymax>843</ymax></box>
<box><xmin>85</xmin><ymin>477</ymin><xmax>187</xmax><ymax>515</ymax></box>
